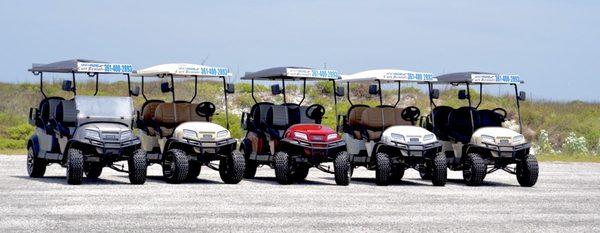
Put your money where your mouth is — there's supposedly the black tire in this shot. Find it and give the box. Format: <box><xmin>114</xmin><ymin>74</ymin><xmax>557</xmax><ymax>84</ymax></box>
<box><xmin>274</xmin><ymin>151</ymin><xmax>293</xmax><ymax>185</ymax></box>
<box><xmin>128</xmin><ymin>149</ymin><xmax>147</xmax><ymax>185</ymax></box>
<box><xmin>85</xmin><ymin>163</ymin><xmax>103</xmax><ymax>179</ymax></box>
<box><xmin>294</xmin><ymin>166</ymin><xmax>310</xmax><ymax>182</ymax></box>
<box><xmin>375</xmin><ymin>152</ymin><xmax>392</xmax><ymax>186</ymax></box>
<box><xmin>334</xmin><ymin>151</ymin><xmax>351</xmax><ymax>185</ymax></box>
<box><xmin>391</xmin><ymin>167</ymin><xmax>405</xmax><ymax>182</ymax></box>
<box><xmin>431</xmin><ymin>153</ymin><xmax>447</xmax><ymax>186</ymax></box>
<box><xmin>219</xmin><ymin>151</ymin><xmax>246</xmax><ymax>184</ymax></box>
<box><xmin>419</xmin><ymin>167</ymin><xmax>431</xmax><ymax>180</ymax></box>
<box><xmin>187</xmin><ymin>162</ymin><xmax>202</xmax><ymax>181</ymax></box>
<box><xmin>516</xmin><ymin>154</ymin><xmax>539</xmax><ymax>187</ymax></box>
<box><xmin>163</xmin><ymin>149</ymin><xmax>189</xmax><ymax>184</ymax></box>
<box><xmin>27</xmin><ymin>147</ymin><xmax>46</xmax><ymax>178</ymax></box>
<box><xmin>241</xmin><ymin>143</ymin><xmax>257</xmax><ymax>179</ymax></box>
<box><xmin>463</xmin><ymin>153</ymin><xmax>486</xmax><ymax>186</ymax></box>
<box><xmin>66</xmin><ymin>148</ymin><xmax>84</xmax><ymax>185</ymax></box>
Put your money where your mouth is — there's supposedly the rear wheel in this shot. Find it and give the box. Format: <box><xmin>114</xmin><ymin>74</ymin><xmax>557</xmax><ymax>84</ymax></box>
<box><xmin>463</xmin><ymin>153</ymin><xmax>486</xmax><ymax>186</ymax></box>
<box><xmin>431</xmin><ymin>153</ymin><xmax>447</xmax><ymax>186</ymax></box>
<box><xmin>219</xmin><ymin>151</ymin><xmax>246</xmax><ymax>184</ymax></box>
<box><xmin>66</xmin><ymin>148</ymin><xmax>84</xmax><ymax>185</ymax></box>
<box><xmin>375</xmin><ymin>152</ymin><xmax>392</xmax><ymax>186</ymax></box>
<box><xmin>163</xmin><ymin>149</ymin><xmax>188</xmax><ymax>184</ymax></box>
<box><xmin>274</xmin><ymin>151</ymin><xmax>293</xmax><ymax>185</ymax></box>
<box><xmin>85</xmin><ymin>163</ymin><xmax>103</xmax><ymax>179</ymax></box>
<box><xmin>419</xmin><ymin>166</ymin><xmax>431</xmax><ymax>180</ymax></box>
<box><xmin>241</xmin><ymin>144</ymin><xmax>257</xmax><ymax>179</ymax></box>
<box><xmin>27</xmin><ymin>147</ymin><xmax>46</xmax><ymax>178</ymax></box>
<box><xmin>334</xmin><ymin>151</ymin><xmax>350</xmax><ymax>185</ymax></box>
<box><xmin>516</xmin><ymin>154</ymin><xmax>538</xmax><ymax>187</ymax></box>
<box><xmin>391</xmin><ymin>167</ymin><xmax>405</xmax><ymax>182</ymax></box>
<box><xmin>294</xmin><ymin>166</ymin><xmax>310</xmax><ymax>182</ymax></box>
<box><xmin>187</xmin><ymin>162</ymin><xmax>202</xmax><ymax>180</ymax></box>
<box><xmin>128</xmin><ymin>149</ymin><xmax>147</xmax><ymax>185</ymax></box>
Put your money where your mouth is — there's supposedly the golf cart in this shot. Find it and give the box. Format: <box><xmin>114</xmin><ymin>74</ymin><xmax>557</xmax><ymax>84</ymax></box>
<box><xmin>425</xmin><ymin>72</ymin><xmax>537</xmax><ymax>187</ymax></box>
<box><xmin>130</xmin><ymin>63</ymin><xmax>244</xmax><ymax>184</ymax></box>
<box><xmin>239</xmin><ymin>67</ymin><xmax>350</xmax><ymax>185</ymax></box>
<box><xmin>26</xmin><ymin>59</ymin><xmax>147</xmax><ymax>185</ymax></box>
<box><xmin>337</xmin><ymin>69</ymin><xmax>446</xmax><ymax>186</ymax></box>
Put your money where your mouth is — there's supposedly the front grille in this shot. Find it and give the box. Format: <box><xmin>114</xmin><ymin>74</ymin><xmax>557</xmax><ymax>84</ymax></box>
<box><xmin>102</xmin><ymin>132</ymin><xmax>120</xmax><ymax>141</ymax></box>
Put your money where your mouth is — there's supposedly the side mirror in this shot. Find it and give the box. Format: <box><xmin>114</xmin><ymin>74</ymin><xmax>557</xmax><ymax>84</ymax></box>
<box><xmin>335</xmin><ymin>86</ymin><xmax>345</xmax><ymax>97</ymax></box>
<box><xmin>430</xmin><ymin>89</ymin><xmax>440</xmax><ymax>99</ymax></box>
<box><xmin>226</xmin><ymin>83</ymin><xmax>235</xmax><ymax>94</ymax></box>
<box><xmin>160</xmin><ymin>82</ymin><xmax>171</xmax><ymax>93</ymax></box>
<box><xmin>130</xmin><ymin>86</ymin><xmax>140</xmax><ymax>97</ymax></box>
<box><xmin>458</xmin><ymin>89</ymin><xmax>468</xmax><ymax>100</ymax></box>
<box><xmin>368</xmin><ymin>84</ymin><xmax>379</xmax><ymax>95</ymax></box>
<box><xmin>518</xmin><ymin>91</ymin><xmax>526</xmax><ymax>101</ymax></box>
<box><xmin>61</xmin><ymin>80</ymin><xmax>73</xmax><ymax>92</ymax></box>
<box><xmin>271</xmin><ymin>84</ymin><xmax>282</xmax><ymax>95</ymax></box>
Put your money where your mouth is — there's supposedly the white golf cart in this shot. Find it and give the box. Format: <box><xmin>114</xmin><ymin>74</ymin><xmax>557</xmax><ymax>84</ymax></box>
<box><xmin>426</xmin><ymin>72</ymin><xmax>537</xmax><ymax>186</ymax></box>
<box><xmin>26</xmin><ymin>59</ymin><xmax>147</xmax><ymax>185</ymax></box>
<box><xmin>130</xmin><ymin>63</ymin><xmax>244</xmax><ymax>184</ymax></box>
<box><xmin>337</xmin><ymin>69</ymin><xmax>446</xmax><ymax>186</ymax></box>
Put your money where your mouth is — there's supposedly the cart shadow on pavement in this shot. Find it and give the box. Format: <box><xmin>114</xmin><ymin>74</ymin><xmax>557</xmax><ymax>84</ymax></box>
<box><xmin>444</xmin><ymin>178</ymin><xmax>519</xmax><ymax>187</ymax></box>
<box><xmin>12</xmin><ymin>175</ymin><xmax>131</xmax><ymax>185</ymax></box>
<box><xmin>323</xmin><ymin>177</ymin><xmax>430</xmax><ymax>186</ymax></box>
<box><xmin>244</xmin><ymin>176</ymin><xmax>337</xmax><ymax>186</ymax></box>
<box><xmin>144</xmin><ymin>175</ymin><xmax>224</xmax><ymax>184</ymax></box>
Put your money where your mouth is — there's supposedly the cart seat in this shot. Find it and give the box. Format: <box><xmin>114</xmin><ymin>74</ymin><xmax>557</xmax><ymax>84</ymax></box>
<box><xmin>477</xmin><ymin>109</ymin><xmax>504</xmax><ymax>128</ymax></box>
<box><xmin>346</xmin><ymin>105</ymin><xmax>369</xmax><ymax>139</ymax></box>
<box><xmin>430</xmin><ymin>106</ymin><xmax>454</xmax><ymax>141</ymax></box>
<box><xmin>38</xmin><ymin>97</ymin><xmax>65</xmax><ymax>125</ymax></box>
<box><xmin>447</xmin><ymin>106</ymin><xmax>478</xmax><ymax>143</ymax></box>
<box><xmin>360</xmin><ymin>107</ymin><xmax>396</xmax><ymax>141</ymax></box>
<box><xmin>153</xmin><ymin>103</ymin><xmax>209</xmax><ymax>137</ymax></box>
<box><xmin>266</xmin><ymin>105</ymin><xmax>290</xmax><ymax>139</ymax></box>
<box><xmin>393</xmin><ymin>108</ymin><xmax>413</xmax><ymax>126</ymax></box>
<box><xmin>54</xmin><ymin>100</ymin><xmax>77</xmax><ymax>138</ymax></box>
<box><xmin>249</xmin><ymin>102</ymin><xmax>273</xmax><ymax>133</ymax></box>
<box><xmin>140</xmin><ymin>100</ymin><xmax>164</xmax><ymax>136</ymax></box>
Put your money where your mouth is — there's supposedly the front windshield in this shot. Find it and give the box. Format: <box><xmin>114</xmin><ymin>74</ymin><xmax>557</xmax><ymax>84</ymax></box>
<box><xmin>75</xmin><ymin>96</ymin><xmax>134</xmax><ymax>119</ymax></box>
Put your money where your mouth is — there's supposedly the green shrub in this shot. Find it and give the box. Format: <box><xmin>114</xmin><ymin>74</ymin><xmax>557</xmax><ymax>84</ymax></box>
<box><xmin>6</xmin><ymin>124</ymin><xmax>34</xmax><ymax>140</ymax></box>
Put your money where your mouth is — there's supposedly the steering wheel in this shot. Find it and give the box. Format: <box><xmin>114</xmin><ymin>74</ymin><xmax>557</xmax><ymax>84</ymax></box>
<box><xmin>306</xmin><ymin>104</ymin><xmax>325</xmax><ymax>120</ymax></box>
<box><xmin>492</xmin><ymin>108</ymin><xmax>507</xmax><ymax>121</ymax></box>
<box><xmin>195</xmin><ymin>102</ymin><xmax>216</xmax><ymax>117</ymax></box>
<box><xmin>401</xmin><ymin>106</ymin><xmax>421</xmax><ymax>122</ymax></box>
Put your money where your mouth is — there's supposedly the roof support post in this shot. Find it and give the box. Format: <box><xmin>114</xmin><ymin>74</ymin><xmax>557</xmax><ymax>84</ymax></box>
<box><xmin>251</xmin><ymin>79</ymin><xmax>257</xmax><ymax>103</ymax></box>
<box><xmin>93</xmin><ymin>73</ymin><xmax>99</xmax><ymax>96</ymax></box>
<box><xmin>513</xmin><ymin>84</ymin><xmax>523</xmax><ymax>134</ymax></box>
<box><xmin>71</xmin><ymin>71</ymin><xmax>77</xmax><ymax>95</ymax></box>
<box><xmin>298</xmin><ymin>78</ymin><xmax>306</xmax><ymax>105</ymax></box>
<box><xmin>170</xmin><ymin>74</ymin><xmax>175</xmax><ymax>101</ymax></box>
<box><xmin>282</xmin><ymin>78</ymin><xmax>287</xmax><ymax>103</ymax></box>
<box><xmin>190</xmin><ymin>76</ymin><xmax>198</xmax><ymax>102</ymax></box>
<box><xmin>377</xmin><ymin>79</ymin><xmax>383</xmax><ymax>106</ymax></box>
<box><xmin>38</xmin><ymin>72</ymin><xmax>47</xmax><ymax>98</ymax></box>
<box><xmin>222</xmin><ymin>76</ymin><xmax>230</xmax><ymax>129</ymax></box>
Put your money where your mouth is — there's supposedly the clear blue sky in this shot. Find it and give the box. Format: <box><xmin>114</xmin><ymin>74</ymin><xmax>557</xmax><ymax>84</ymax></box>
<box><xmin>0</xmin><ymin>0</ymin><xmax>598</xmax><ymax>101</ymax></box>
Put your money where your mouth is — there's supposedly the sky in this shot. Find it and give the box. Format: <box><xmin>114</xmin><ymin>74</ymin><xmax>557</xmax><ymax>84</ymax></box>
<box><xmin>0</xmin><ymin>0</ymin><xmax>598</xmax><ymax>101</ymax></box>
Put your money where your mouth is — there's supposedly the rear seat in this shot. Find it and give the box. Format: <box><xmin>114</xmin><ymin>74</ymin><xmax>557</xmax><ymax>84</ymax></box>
<box><xmin>140</xmin><ymin>100</ymin><xmax>164</xmax><ymax>136</ymax></box>
<box><xmin>346</xmin><ymin>105</ymin><xmax>369</xmax><ymax>139</ymax></box>
<box><xmin>153</xmin><ymin>103</ymin><xmax>209</xmax><ymax>137</ymax></box>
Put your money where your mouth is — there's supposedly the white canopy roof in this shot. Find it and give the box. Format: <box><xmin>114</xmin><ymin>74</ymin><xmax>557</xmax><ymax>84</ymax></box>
<box><xmin>434</xmin><ymin>72</ymin><xmax>523</xmax><ymax>84</ymax></box>
<box><xmin>132</xmin><ymin>63</ymin><xmax>231</xmax><ymax>78</ymax></box>
<box><xmin>339</xmin><ymin>69</ymin><xmax>435</xmax><ymax>83</ymax></box>
<box><xmin>240</xmin><ymin>67</ymin><xmax>340</xmax><ymax>80</ymax></box>
<box><xmin>29</xmin><ymin>59</ymin><xmax>133</xmax><ymax>74</ymax></box>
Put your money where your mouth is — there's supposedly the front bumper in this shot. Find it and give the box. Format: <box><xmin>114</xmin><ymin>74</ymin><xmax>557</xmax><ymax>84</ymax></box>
<box><xmin>388</xmin><ymin>140</ymin><xmax>442</xmax><ymax>157</ymax></box>
<box><xmin>182</xmin><ymin>137</ymin><xmax>237</xmax><ymax>155</ymax></box>
<box><xmin>280</xmin><ymin>138</ymin><xmax>346</xmax><ymax>158</ymax></box>
<box><xmin>83</xmin><ymin>137</ymin><xmax>141</xmax><ymax>156</ymax></box>
<box><xmin>480</xmin><ymin>142</ymin><xmax>530</xmax><ymax>158</ymax></box>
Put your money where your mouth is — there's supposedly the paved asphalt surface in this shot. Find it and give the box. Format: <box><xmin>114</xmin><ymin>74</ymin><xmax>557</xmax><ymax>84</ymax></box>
<box><xmin>1</xmin><ymin>155</ymin><xmax>599</xmax><ymax>232</ymax></box>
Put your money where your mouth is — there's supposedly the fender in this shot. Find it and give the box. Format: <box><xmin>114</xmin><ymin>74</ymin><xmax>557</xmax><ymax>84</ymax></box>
<box><xmin>28</xmin><ymin>135</ymin><xmax>40</xmax><ymax>156</ymax></box>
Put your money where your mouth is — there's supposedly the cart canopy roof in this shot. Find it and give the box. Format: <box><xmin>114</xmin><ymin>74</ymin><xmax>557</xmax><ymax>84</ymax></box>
<box><xmin>240</xmin><ymin>67</ymin><xmax>340</xmax><ymax>81</ymax></box>
<box><xmin>434</xmin><ymin>72</ymin><xmax>523</xmax><ymax>84</ymax></box>
<box><xmin>132</xmin><ymin>63</ymin><xmax>231</xmax><ymax>78</ymax></box>
<box><xmin>29</xmin><ymin>59</ymin><xmax>133</xmax><ymax>74</ymax></box>
<box><xmin>339</xmin><ymin>69</ymin><xmax>435</xmax><ymax>83</ymax></box>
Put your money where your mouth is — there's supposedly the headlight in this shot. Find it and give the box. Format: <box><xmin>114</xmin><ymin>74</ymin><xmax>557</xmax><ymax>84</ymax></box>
<box><xmin>85</xmin><ymin>129</ymin><xmax>101</xmax><ymax>140</ymax></box>
<box><xmin>391</xmin><ymin>133</ymin><xmax>405</xmax><ymax>142</ymax></box>
<box><xmin>423</xmin><ymin>134</ymin><xmax>436</xmax><ymax>142</ymax></box>
<box><xmin>513</xmin><ymin>135</ymin><xmax>524</xmax><ymax>144</ymax></box>
<box><xmin>183</xmin><ymin>129</ymin><xmax>198</xmax><ymax>139</ymax></box>
<box><xmin>294</xmin><ymin>132</ymin><xmax>308</xmax><ymax>141</ymax></box>
<box><xmin>327</xmin><ymin>133</ymin><xmax>339</xmax><ymax>141</ymax></box>
<box><xmin>217</xmin><ymin>130</ymin><xmax>230</xmax><ymax>138</ymax></box>
<box><xmin>481</xmin><ymin>135</ymin><xmax>495</xmax><ymax>144</ymax></box>
<box><xmin>120</xmin><ymin>130</ymin><xmax>133</xmax><ymax>141</ymax></box>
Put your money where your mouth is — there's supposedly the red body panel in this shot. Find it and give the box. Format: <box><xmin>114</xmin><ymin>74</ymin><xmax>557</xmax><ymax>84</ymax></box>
<box><xmin>284</xmin><ymin>124</ymin><xmax>340</xmax><ymax>142</ymax></box>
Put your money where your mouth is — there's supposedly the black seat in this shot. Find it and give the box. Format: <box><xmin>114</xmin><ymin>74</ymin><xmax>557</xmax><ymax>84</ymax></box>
<box><xmin>430</xmin><ymin>106</ymin><xmax>454</xmax><ymax>141</ymax></box>
<box><xmin>477</xmin><ymin>109</ymin><xmax>504</xmax><ymax>128</ymax></box>
<box><xmin>249</xmin><ymin>102</ymin><xmax>273</xmax><ymax>133</ymax></box>
<box><xmin>54</xmin><ymin>100</ymin><xmax>77</xmax><ymax>137</ymax></box>
<box><xmin>266</xmin><ymin>105</ymin><xmax>290</xmax><ymax>139</ymax></box>
<box><xmin>38</xmin><ymin>97</ymin><xmax>65</xmax><ymax>126</ymax></box>
<box><xmin>447</xmin><ymin>107</ymin><xmax>478</xmax><ymax>144</ymax></box>
<box><xmin>282</xmin><ymin>103</ymin><xmax>302</xmax><ymax>125</ymax></box>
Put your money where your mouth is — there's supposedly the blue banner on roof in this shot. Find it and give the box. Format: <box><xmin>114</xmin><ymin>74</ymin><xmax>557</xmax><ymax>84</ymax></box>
<box><xmin>471</xmin><ymin>74</ymin><xmax>520</xmax><ymax>84</ymax></box>
<box><xmin>286</xmin><ymin>68</ymin><xmax>339</xmax><ymax>79</ymax></box>
<box><xmin>77</xmin><ymin>62</ymin><xmax>133</xmax><ymax>73</ymax></box>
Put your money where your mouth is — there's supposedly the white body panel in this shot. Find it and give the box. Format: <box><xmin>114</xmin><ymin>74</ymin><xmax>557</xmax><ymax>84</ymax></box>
<box><xmin>471</xmin><ymin>127</ymin><xmax>525</xmax><ymax>146</ymax></box>
<box><xmin>380</xmin><ymin>126</ymin><xmax>438</xmax><ymax>145</ymax></box>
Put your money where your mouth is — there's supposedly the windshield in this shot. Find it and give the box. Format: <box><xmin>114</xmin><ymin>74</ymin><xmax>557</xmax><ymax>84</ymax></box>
<box><xmin>75</xmin><ymin>96</ymin><xmax>134</xmax><ymax>119</ymax></box>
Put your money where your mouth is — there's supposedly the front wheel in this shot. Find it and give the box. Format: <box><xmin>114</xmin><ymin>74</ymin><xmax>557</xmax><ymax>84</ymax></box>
<box><xmin>241</xmin><ymin>143</ymin><xmax>257</xmax><ymax>179</ymax></box>
<box><xmin>516</xmin><ymin>155</ymin><xmax>538</xmax><ymax>187</ymax></box>
<box><xmin>219</xmin><ymin>151</ymin><xmax>246</xmax><ymax>184</ymax></box>
<box><xmin>274</xmin><ymin>151</ymin><xmax>293</xmax><ymax>185</ymax></box>
<box><xmin>66</xmin><ymin>148</ymin><xmax>84</xmax><ymax>185</ymax></box>
<box><xmin>334</xmin><ymin>151</ymin><xmax>351</xmax><ymax>185</ymax></box>
<box><xmin>375</xmin><ymin>152</ymin><xmax>392</xmax><ymax>186</ymax></box>
<box><xmin>128</xmin><ymin>149</ymin><xmax>147</xmax><ymax>185</ymax></box>
<box><xmin>463</xmin><ymin>153</ymin><xmax>486</xmax><ymax>186</ymax></box>
<box><xmin>294</xmin><ymin>166</ymin><xmax>310</xmax><ymax>182</ymax></box>
<box><xmin>27</xmin><ymin>147</ymin><xmax>46</xmax><ymax>178</ymax></box>
<box><xmin>187</xmin><ymin>162</ymin><xmax>202</xmax><ymax>181</ymax></box>
<box><xmin>162</xmin><ymin>149</ymin><xmax>188</xmax><ymax>184</ymax></box>
<box><xmin>85</xmin><ymin>163</ymin><xmax>103</xmax><ymax>179</ymax></box>
<box><xmin>431</xmin><ymin>153</ymin><xmax>447</xmax><ymax>186</ymax></box>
